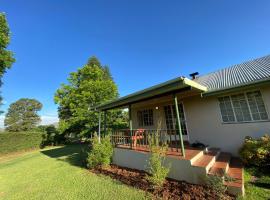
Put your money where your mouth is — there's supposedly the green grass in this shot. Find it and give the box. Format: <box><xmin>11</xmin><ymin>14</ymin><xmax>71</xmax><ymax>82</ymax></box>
<box><xmin>0</xmin><ymin>145</ymin><xmax>148</xmax><ymax>200</ymax></box>
<box><xmin>241</xmin><ymin>167</ymin><xmax>270</xmax><ymax>200</ymax></box>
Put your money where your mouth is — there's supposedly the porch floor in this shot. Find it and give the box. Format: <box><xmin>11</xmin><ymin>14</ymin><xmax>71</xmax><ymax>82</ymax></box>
<box><xmin>116</xmin><ymin>144</ymin><xmax>203</xmax><ymax>160</ymax></box>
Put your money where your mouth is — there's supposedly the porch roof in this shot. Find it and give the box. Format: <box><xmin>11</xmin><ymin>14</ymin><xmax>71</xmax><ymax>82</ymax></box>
<box><xmin>96</xmin><ymin>77</ymin><xmax>207</xmax><ymax>111</ymax></box>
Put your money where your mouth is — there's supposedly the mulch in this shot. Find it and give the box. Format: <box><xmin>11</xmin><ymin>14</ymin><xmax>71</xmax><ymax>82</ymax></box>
<box><xmin>90</xmin><ymin>165</ymin><xmax>235</xmax><ymax>200</ymax></box>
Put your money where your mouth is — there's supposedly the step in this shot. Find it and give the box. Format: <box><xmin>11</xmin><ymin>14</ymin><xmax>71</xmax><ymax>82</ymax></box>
<box><xmin>189</xmin><ymin>149</ymin><xmax>204</xmax><ymax>164</ymax></box>
<box><xmin>192</xmin><ymin>149</ymin><xmax>220</xmax><ymax>172</ymax></box>
<box><xmin>208</xmin><ymin>152</ymin><xmax>231</xmax><ymax>176</ymax></box>
<box><xmin>224</xmin><ymin>157</ymin><xmax>244</xmax><ymax>196</ymax></box>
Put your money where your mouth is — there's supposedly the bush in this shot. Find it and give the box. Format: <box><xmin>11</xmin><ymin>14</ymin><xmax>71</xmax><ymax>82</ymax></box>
<box><xmin>38</xmin><ymin>125</ymin><xmax>66</xmax><ymax>146</ymax></box>
<box><xmin>0</xmin><ymin>132</ymin><xmax>43</xmax><ymax>154</ymax></box>
<box><xmin>147</xmin><ymin>134</ymin><xmax>170</xmax><ymax>188</ymax></box>
<box><xmin>239</xmin><ymin>134</ymin><xmax>270</xmax><ymax>167</ymax></box>
<box><xmin>86</xmin><ymin>134</ymin><xmax>113</xmax><ymax>169</ymax></box>
<box><xmin>203</xmin><ymin>173</ymin><xmax>235</xmax><ymax>198</ymax></box>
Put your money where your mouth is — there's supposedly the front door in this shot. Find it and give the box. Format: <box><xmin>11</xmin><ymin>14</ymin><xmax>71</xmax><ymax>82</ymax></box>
<box><xmin>164</xmin><ymin>103</ymin><xmax>189</xmax><ymax>140</ymax></box>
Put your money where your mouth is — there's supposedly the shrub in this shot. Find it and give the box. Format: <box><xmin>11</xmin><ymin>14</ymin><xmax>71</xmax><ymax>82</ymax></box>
<box><xmin>0</xmin><ymin>132</ymin><xmax>43</xmax><ymax>154</ymax></box>
<box><xmin>239</xmin><ymin>134</ymin><xmax>270</xmax><ymax>167</ymax></box>
<box><xmin>147</xmin><ymin>134</ymin><xmax>170</xmax><ymax>188</ymax></box>
<box><xmin>87</xmin><ymin>134</ymin><xmax>113</xmax><ymax>169</ymax></box>
<box><xmin>203</xmin><ymin>173</ymin><xmax>235</xmax><ymax>198</ymax></box>
<box><xmin>204</xmin><ymin>174</ymin><xmax>226</xmax><ymax>194</ymax></box>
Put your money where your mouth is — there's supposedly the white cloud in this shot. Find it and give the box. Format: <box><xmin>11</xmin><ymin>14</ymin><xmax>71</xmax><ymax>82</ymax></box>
<box><xmin>40</xmin><ymin>115</ymin><xmax>59</xmax><ymax>125</ymax></box>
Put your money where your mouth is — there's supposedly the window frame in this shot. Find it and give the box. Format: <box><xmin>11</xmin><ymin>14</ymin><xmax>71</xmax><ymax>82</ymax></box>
<box><xmin>218</xmin><ymin>90</ymin><xmax>269</xmax><ymax>124</ymax></box>
<box><xmin>137</xmin><ymin>109</ymin><xmax>154</xmax><ymax>127</ymax></box>
<box><xmin>163</xmin><ymin>103</ymin><xmax>189</xmax><ymax>136</ymax></box>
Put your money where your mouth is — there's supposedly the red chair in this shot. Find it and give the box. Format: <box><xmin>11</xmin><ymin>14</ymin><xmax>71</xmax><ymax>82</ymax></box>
<box><xmin>131</xmin><ymin>129</ymin><xmax>145</xmax><ymax>147</ymax></box>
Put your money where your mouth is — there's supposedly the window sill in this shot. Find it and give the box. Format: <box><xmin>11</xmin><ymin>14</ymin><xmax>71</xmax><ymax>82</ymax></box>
<box><xmin>222</xmin><ymin>120</ymin><xmax>270</xmax><ymax>125</ymax></box>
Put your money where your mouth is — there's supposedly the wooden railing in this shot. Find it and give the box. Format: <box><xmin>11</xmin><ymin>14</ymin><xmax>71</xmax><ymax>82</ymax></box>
<box><xmin>111</xmin><ymin>129</ymin><xmax>184</xmax><ymax>154</ymax></box>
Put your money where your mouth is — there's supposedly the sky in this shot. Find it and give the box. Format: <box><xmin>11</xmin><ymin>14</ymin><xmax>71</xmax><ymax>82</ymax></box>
<box><xmin>1</xmin><ymin>0</ymin><xmax>270</xmax><ymax>127</ymax></box>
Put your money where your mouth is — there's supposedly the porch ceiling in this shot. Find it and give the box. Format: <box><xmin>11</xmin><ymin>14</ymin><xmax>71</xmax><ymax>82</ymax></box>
<box><xmin>96</xmin><ymin>77</ymin><xmax>207</xmax><ymax>111</ymax></box>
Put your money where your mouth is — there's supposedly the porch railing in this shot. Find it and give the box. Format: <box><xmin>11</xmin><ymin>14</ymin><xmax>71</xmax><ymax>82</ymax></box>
<box><xmin>111</xmin><ymin>129</ymin><xmax>185</xmax><ymax>155</ymax></box>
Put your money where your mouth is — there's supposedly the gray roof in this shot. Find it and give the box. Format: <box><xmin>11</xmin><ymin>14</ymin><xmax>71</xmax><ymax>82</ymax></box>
<box><xmin>194</xmin><ymin>55</ymin><xmax>270</xmax><ymax>92</ymax></box>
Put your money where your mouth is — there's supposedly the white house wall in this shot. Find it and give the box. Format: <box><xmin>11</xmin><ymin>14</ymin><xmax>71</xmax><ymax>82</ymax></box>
<box><xmin>184</xmin><ymin>85</ymin><xmax>270</xmax><ymax>155</ymax></box>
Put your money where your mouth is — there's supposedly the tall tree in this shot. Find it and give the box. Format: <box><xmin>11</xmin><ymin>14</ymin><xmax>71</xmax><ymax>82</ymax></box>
<box><xmin>55</xmin><ymin>56</ymin><xmax>126</xmax><ymax>137</ymax></box>
<box><xmin>4</xmin><ymin>98</ymin><xmax>42</xmax><ymax>132</ymax></box>
<box><xmin>0</xmin><ymin>13</ymin><xmax>15</xmax><ymax>111</ymax></box>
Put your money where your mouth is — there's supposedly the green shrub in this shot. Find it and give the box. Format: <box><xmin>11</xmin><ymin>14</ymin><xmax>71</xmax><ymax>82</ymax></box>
<box><xmin>38</xmin><ymin>125</ymin><xmax>66</xmax><ymax>146</ymax></box>
<box><xmin>86</xmin><ymin>134</ymin><xmax>113</xmax><ymax>169</ymax></box>
<box><xmin>239</xmin><ymin>134</ymin><xmax>270</xmax><ymax>167</ymax></box>
<box><xmin>0</xmin><ymin>132</ymin><xmax>43</xmax><ymax>154</ymax></box>
<box><xmin>147</xmin><ymin>134</ymin><xmax>170</xmax><ymax>188</ymax></box>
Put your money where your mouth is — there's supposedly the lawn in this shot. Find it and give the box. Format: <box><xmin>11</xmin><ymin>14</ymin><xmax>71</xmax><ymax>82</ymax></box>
<box><xmin>242</xmin><ymin>167</ymin><xmax>270</xmax><ymax>200</ymax></box>
<box><xmin>0</xmin><ymin>145</ymin><xmax>148</xmax><ymax>200</ymax></box>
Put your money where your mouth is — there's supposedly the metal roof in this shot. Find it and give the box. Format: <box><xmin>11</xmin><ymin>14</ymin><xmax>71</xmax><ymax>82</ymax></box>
<box><xmin>194</xmin><ymin>55</ymin><xmax>270</xmax><ymax>93</ymax></box>
<box><xmin>96</xmin><ymin>77</ymin><xmax>207</xmax><ymax>111</ymax></box>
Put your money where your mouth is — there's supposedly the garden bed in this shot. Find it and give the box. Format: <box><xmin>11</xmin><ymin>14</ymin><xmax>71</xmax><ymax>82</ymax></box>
<box><xmin>91</xmin><ymin>165</ymin><xmax>235</xmax><ymax>200</ymax></box>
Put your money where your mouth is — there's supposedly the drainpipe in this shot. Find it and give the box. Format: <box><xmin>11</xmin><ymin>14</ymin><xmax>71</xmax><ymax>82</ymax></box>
<box><xmin>173</xmin><ymin>94</ymin><xmax>186</xmax><ymax>158</ymax></box>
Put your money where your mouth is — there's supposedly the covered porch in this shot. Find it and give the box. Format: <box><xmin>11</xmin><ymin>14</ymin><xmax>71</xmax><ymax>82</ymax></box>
<box><xmin>96</xmin><ymin>77</ymin><xmax>208</xmax><ymax>158</ymax></box>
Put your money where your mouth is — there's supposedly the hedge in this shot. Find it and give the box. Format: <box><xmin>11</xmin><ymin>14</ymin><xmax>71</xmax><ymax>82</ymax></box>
<box><xmin>0</xmin><ymin>132</ymin><xmax>43</xmax><ymax>154</ymax></box>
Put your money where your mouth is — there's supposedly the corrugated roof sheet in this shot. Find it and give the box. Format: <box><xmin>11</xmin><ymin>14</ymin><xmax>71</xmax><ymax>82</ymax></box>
<box><xmin>194</xmin><ymin>55</ymin><xmax>270</xmax><ymax>92</ymax></box>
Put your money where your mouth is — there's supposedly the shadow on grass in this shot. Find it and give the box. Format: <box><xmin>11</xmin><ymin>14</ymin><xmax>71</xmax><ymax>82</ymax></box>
<box><xmin>41</xmin><ymin>144</ymin><xmax>90</xmax><ymax>168</ymax></box>
<box><xmin>246</xmin><ymin>166</ymin><xmax>270</xmax><ymax>190</ymax></box>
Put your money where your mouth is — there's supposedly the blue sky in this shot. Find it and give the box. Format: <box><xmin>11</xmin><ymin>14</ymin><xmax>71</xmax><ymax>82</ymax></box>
<box><xmin>1</xmin><ymin>0</ymin><xmax>270</xmax><ymax>126</ymax></box>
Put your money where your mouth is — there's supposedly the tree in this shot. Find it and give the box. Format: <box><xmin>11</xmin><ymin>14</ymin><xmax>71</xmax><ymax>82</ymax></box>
<box><xmin>55</xmin><ymin>56</ymin><xmax>127</xmax><ymax>137</ymax></box>
<box><xmin>0</xmin><ymin>13</ymin><xmax>15</xmax><ymax>109</ymax></box>
<box><xmin>4</xmin><ymin>98</ymin><xmax>42</xmax><ymax>132</ymax></box>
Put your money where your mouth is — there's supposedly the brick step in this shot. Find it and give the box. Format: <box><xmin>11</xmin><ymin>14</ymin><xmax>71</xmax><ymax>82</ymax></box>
<box><xmin>224</xmin><ymin>157</ymin><xmax>244</xmax><ymax>196</ymax></box>
<box><xmin>192</xmin><ymin>148</ymin><xmax>220</xmax><ymax>172</ymax></box>
<box><xmin>208</xmin><ymin>152</ymin><xmax>231</xmax><ymax>176</ymax></box>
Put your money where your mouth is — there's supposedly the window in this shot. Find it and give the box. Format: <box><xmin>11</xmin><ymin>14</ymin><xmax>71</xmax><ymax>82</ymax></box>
<box><xmin>137</xmin><ymin>109</ymin><xmax>153</xmax><ymax>126</ymax></box>
<box><xmin>218</xmin><ymin>96</ymin><xmax>235</xmax><ymax>122</ymax></box>
<box><xmin>246</xmin><ymin>91</ymin><xmax>268</xmax><ymax>120</ymax></box>
<box><xmin>164</xmin><ymin>104</ymin><xmax>188</xmax><ymax>135</ymax></box>
<box><xmin>218</xmin><ymin>91</ymin><xmax>268</xmax><ymax>123</ymax></box>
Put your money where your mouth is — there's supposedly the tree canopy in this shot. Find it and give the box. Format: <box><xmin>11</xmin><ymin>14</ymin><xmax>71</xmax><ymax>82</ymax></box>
<box><xmin>0</xmin><ymin>13</ymin><xmax>15</xmax><ymax>109</ymax></box>
<box><xmin>0</xmin><ymin>13</ymin><xmax>15</xmax><ymax>84</ymax></box>
<box><xmin>55</xmin><ymin>56</ymin><xmax>127</xmax><ymax>137</ymax></box>
<box><xmin>4</xmin><ymin>98</ymin><xmax>43</xmax><ymax>132</ymax></box>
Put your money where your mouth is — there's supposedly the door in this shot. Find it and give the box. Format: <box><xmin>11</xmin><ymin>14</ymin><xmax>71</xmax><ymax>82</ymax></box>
<box><xmin>164</xmin><ymin>103</ymin><xmax>189</xmax><ymax>140</ymax></box>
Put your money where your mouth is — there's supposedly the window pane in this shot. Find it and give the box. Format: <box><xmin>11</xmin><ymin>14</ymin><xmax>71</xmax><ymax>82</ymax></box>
<box><xmin>247</xmin><ymin>91</ymin><xmax>268</xmax><ymax>121</ymax></box>
<box><xmin>218</xmin><ymin>96</ymin><xmax>235</xmax><ymax>122</ymax></box>
<box><xmin>231</xmin><ymin>94</ymin><xmax>251</xmax><ymax>122</ymax></box>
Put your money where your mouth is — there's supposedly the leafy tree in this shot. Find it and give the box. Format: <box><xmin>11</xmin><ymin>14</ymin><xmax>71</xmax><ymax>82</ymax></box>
<box><xmin>55</xmin><ymin>56</ymin><xmax>127</xmax><ymax>137</ymax></box>
<box><xmin>4</xmin><ymin>98</ymin><xmax>42</xmax><ymax>132</ymax></box>
<box><xmin>0</xmin><ymin>13</ymin><xmax>15</xmax><ymax>108</ymax></box>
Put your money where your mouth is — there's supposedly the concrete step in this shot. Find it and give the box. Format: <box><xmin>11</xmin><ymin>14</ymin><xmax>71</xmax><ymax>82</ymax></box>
<box><xmin>208</xmin><ymin>152</ymin><xmax>231</xmax><ymax>176</ymax></box>
<box><xmin>224</xmin><ymin>157</ymin><xmax>244</xmax><ymax>196</ymax></box>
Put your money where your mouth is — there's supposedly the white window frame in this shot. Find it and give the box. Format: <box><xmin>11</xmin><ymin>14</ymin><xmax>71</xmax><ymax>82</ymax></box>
<box><xmin>137</xmin><ymin>109</ymin><xmax>154</xmax><ymax>127</ymax></box>
<box><xmin>218</xmin><ymin>90</ymin><xmax>269</xmax><ymax>124</ymax></box>
<box><xmin>163</xmin><ymin>103</ymin><xmax>189</xmax><ymax>136</ymax></box>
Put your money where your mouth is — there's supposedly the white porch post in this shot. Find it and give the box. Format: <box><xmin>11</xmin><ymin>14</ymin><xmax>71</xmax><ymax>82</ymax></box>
<box><xmin>129</xmin><ymin>105</ymin><xmax>133</xmax><ymax>149</ymax></box>
<box><xmin>98</xmin><ymin>111</ymin><xmax>101</xmax><ymax>143</ymax></box>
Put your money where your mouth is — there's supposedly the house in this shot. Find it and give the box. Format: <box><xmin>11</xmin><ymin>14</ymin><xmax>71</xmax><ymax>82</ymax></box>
<box><xmin>96</xmin><ymin>55</ymin><xmax>270</xmax><ymax>196</ymax></box>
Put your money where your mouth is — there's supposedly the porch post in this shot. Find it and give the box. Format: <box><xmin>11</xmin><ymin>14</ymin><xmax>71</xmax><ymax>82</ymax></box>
<box><xmin>173</xmin><ymin>94</ymin><xmax>186</xmax><ymax>158</ymax></box>
<box><xmin>129</xmin><ymin>104</ymin><xmax>133</xmax><ymax>149</ymax></box>
<box><xmin>104</xmin><ymin>110</ymin><xmax>107</xmax><ymax>137</ymax></box>
<box><xmin>98</xmin><ymin>111</ymin><xmax>101</xmax><ymax>143</ymax></box>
